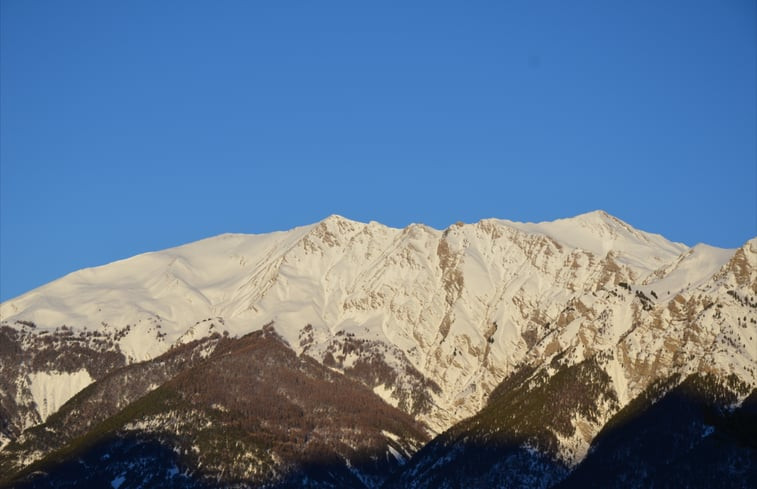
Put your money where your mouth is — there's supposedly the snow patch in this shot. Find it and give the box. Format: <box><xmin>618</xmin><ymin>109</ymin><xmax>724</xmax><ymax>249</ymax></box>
<box><xmin>387</xmin><ymin>444</ymin><xmax>406</xmax><ymax>465</ymax></box>
<box><xmin>111</xmin><ymin>474</ymin><xmax>126</xmax><ymax>489</ymax></box>
<box><xmin>373</xmin><ymin>384</ymin><xmax>398</xmax><ymax>408</ymax></box>
<box><xmin>28</xmin><ymin>369</ymin><xmax>93</xmax><ymax>422</ymax></box>
<box><xmin>0</xmin><ymin>433</ymin><xmax>10</xmax><ymax>451</ymax></box>
<box><xmin>382</xmin><ymin>430</ymin><xmax>400</xmax><ymax>442</ymax></box>
<box><xmin>604</xmin><ymin>354</ymin><xmax>630</xmax><ymax>406</ymax></box>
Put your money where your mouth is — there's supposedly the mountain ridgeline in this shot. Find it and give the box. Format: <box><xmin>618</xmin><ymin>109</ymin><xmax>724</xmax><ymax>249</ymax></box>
<box><xmin>1</xmin><ymin>211</ymin><xmax>755</xmax><ymax>488</ymax></box>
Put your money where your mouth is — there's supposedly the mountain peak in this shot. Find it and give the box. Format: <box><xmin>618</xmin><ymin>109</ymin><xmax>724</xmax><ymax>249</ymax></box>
<box><xmin>557</xmin><ymin>209</ymin><xmax>634</xmax><ymax>232</ymax></box>
<box><xmin>491</xmin><ymin>211</ymin><xmax>688</xmax><ymax>271</ymax></box>
<box><xmin>574</xmin><ymin>209</ymin><xmax>613</xmax><ymax>221</ymax></box>
<box><xmin>320</xmin><ymin>214</ymin><xmax>361</xmax><ymax>225</ymax></box>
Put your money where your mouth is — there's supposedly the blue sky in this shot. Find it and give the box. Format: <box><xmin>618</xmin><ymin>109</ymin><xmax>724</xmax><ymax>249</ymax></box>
<box><xmin>1</xmin><ymin>0</ymin><xmax>755</xmax><ymax>301</ymax></box>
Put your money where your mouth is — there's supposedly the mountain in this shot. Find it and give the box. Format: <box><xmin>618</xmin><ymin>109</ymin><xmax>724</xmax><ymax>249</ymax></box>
<box><xmin>1</xmin><ymin>326</ymin><xmax>427</xmax><ymax>488</ymax></box>
<box><xmin>1</xmin><ymin>211</ymin><xmax>755</xmax><ymax>488</ymax></box>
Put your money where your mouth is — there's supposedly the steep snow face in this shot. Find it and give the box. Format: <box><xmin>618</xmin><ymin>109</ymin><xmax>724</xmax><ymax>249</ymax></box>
<box><xmin>1</xmin><ymin>212</ymin><xmax>753</xmax><ymax>439</ymax></box>
<box><xmin>27</xmin><ymin>370</ymin><xmax>93</xmax><ymax>422</ymax></box>
<box><xmin>643</xmin><ymin>243</ymin><xmax>735</xmax><ymax>298</ymax></box>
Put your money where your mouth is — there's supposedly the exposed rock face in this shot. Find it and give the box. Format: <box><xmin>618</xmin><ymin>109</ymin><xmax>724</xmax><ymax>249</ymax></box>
<box><xmin>1</xmin><ymin>212</ymin><xmax>755</xmax><ymax>487</ymax></box>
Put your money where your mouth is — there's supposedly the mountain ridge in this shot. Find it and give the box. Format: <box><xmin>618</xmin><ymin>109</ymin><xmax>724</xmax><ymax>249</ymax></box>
<box><xmin>0</xmin><ymin>210</ymin><xmax>698</xmax><ymax>305</ymax></box>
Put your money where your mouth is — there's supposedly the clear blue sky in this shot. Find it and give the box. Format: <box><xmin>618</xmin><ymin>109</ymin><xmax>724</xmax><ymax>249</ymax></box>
<box><xmin>1</xmin><ymin>1</ymin><xmax>755</xmax><ymax>301</ymax></box>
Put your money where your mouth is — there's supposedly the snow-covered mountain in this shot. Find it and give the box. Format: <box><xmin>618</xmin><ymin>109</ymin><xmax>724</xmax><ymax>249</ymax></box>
<box><xmin>1</xmin><ymin>211</ymin><xmax>755</xmax><ymax>488</ymax></box>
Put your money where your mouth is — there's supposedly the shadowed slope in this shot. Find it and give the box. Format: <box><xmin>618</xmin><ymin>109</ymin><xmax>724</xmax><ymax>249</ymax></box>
<box><xmin>2</xmin><ymin>326</ymin><xmax>428</xmax><ymax>489</ymax></box>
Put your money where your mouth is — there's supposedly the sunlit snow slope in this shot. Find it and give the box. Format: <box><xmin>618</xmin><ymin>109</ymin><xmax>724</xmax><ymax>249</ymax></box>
<box><xmin>1</xmin><ymin>211</ymin><xmax>754</xmax><ymax>445</ymax></box>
